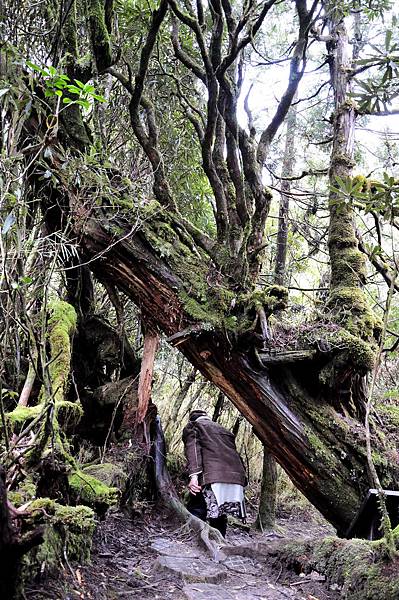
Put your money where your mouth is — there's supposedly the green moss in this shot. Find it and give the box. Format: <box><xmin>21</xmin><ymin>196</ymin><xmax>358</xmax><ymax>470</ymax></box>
<box><xmin>238</xmin><ymin>285</ymin><xmax>288</xmax><ymax>315</ymax></box>
<box><xmin>6</xmin><ymin>404</ymin><xmax>43</xmax><ymax>424</ymax></box>
<box><xmin>83</xmin><ymin>462</ymin><xmax>127</xmax><ymax>490</ymax></box>
<box><xmin>43</xmin><ymin>300</ymin><xmax>77</xmax><ymax>404</ymax></box>
<box><xmin>8</xmin><ymin>479</ymin><xmax>36</xmax><ymax>507</ymax></box>
<box><xmin>23</xmin><ymin>499</ymin><xmax>96</xmax><ymax>575</ymax></box>
<box><xmin>142</xmin><ymin>209</ymin><xmax>288</xmax><ymax>333</ymax></box>
<box><xmin>338</xmin><ymin>330</ymin><xmax>376</xmax><ymax>370</ymax></box>
<box><xmin>377</xmin><ymin>404</ymin><xmax>399</xmax><ymax>430</ymax></box>
<box><xmin>8</xmin><ymin>491</ymin><xmax>24</xmax><ymax>506</ymax></box>
<box><xmin>324</xmin><ymin>286</ymin><xmax>379</xmax><ymax>372</ymax></box>
<box><xmin>25</xmin><ymin>301</ymin><xmax>81</xmax><ymax>466</ymax></box>
<box><xmin>276</xmin><ymin>532</ymin><xmax>399</xmax><ymax>600</ymax></box>
<box><xmin>305</xmin><ymin>429</ymin><xmax>338</xmax><ymax>470</ymax></box>
<box><xmin>56</xmin><ymin>400</ymin><xmax>83</xmax><ymax>428</ymax></box>
<box><xmin>68</xmin><ymin>470</ymin><xmax>119</xmax><ymax>507</ymax></box>
<box><xmin>6</xmin><ymin>400</ymin><xmax>82</xmax><ymax>432</ymax></box>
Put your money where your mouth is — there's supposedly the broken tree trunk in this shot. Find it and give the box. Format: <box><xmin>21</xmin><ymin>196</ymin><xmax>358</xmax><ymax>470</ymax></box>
<box><xmin>68</xmin><ymin>204</ymin><xmax>398</xmax><ymax>535</ymax></box>
<box><xmin>136</xmin><ymin>329</ymin><xmax>159</xmax><ymax>425</ymax></box>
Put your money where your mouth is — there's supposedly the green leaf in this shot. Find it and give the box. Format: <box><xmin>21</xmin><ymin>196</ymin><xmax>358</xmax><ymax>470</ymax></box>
<box><xmin>20</xmin><ymin>276</ymin><xmax>33</xmax><ymax>285</ymax></box>
<box><xmin>92</xmin><ymin>93</ymin><xmax>106</xmax><ymax>102</ymax></box>
<box><xmin>26</xmin><ymin>61</ymin><xmax>47</xmax><ymax>75</ymax></box>
<box><xmin>65</xmin><ymin>85</ymin><xmax>82</xmax><ymax>95</ymax></box>
<box><xmin>76</xmin><ymin>99</ymin><xmax>90</xmax><ymax>109</ymax></box>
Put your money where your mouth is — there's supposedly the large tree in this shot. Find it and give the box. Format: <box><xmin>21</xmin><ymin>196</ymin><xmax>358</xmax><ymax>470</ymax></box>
<box><xmin>2</xmin><ymin>0</ymin><xmax>399</xmax><ymax>536</ymax></box>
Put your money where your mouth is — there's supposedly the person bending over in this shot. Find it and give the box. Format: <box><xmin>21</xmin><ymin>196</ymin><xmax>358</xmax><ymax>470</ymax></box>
<box><xmin>182</xmin><ymin>409</ymin><xmax>247</xmax><ymax>537</ymax></box>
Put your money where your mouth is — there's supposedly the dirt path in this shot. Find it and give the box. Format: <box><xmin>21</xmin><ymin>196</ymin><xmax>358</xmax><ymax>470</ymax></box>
<box><xmin>25</xmin><ymin>509</ymin><xmax>341</xmax><ymax>600</ymax></box>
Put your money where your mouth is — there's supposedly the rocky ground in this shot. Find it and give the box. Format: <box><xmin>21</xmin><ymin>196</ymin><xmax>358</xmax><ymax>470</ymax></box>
<box><xmin>24</xmin><ymin>506</ymin><xmax>342</xmax><ymax>600</ymax></box>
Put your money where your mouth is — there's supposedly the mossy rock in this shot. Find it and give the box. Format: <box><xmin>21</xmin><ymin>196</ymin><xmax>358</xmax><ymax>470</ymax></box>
<box><xmin>82</xmin><ymin>462</ymin><xmax>127</xmax><ymax>490</ymax></box>
<box><xmin>271</xmin><ymin>528</ymin><xmax>399</xmax><ymax>600</ymax></box>
<box><xmin>68</xmin><ymin>469</ymin><xmax>119</xmax><ymax>510</ymax></box>
<box><xmin>23</xmin><ymin>499</ymin><xmax>96</xmax><ymax>577</ymax></box>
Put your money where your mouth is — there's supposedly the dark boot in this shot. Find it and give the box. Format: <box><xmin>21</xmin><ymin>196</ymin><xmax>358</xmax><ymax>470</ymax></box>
<box><xmin>186</xmin><ymin>491</ymin><xmax>207</xmax><ymax>521</ymax></box>
<box><xmin>209</xmin><ymin>515</ymin><xmax>227</xmax><ymax>537</ymax></box>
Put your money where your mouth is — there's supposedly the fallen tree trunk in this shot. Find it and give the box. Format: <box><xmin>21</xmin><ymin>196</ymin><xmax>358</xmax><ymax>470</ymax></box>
<box><xmin>70</xmin><ymin>205</ymin><xmax>399</xmax><ymax>535</ymax></box>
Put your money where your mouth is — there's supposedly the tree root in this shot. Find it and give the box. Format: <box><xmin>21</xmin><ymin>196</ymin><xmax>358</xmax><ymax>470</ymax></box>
<box><xmin>164</xmin><ymin>492</ymin><xmax>225</xmax><ymax>560</ymax></box>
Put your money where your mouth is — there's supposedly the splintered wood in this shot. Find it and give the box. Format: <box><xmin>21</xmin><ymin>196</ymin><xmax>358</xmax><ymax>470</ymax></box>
<box><xmin>136</xmin><ymin>329</ymin><xmax>159</xmax><ymax>424</ymax></box>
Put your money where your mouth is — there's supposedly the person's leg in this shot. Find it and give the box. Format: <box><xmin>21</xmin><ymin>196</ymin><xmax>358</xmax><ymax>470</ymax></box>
<box><xmin>186</xmin><ymin>491</ymin><xmax>207</xmax><ymax>521</ymax></box>
<box><xmin>209</xmin><ymin>514</ymin><xmax>227</xmax><ymax>537</ymax></box>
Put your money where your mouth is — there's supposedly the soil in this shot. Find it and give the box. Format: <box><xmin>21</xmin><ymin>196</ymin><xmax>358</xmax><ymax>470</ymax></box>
<box><xmin>24</xmin><ymin>506</ymin><xmax>341</xmax><ymax>600</ymax></box>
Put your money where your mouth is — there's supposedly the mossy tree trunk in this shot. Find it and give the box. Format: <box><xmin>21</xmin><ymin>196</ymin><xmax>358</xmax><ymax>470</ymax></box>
<box><xmin>324</xmin><ymin>6</ymin><xmax>378</xmax><ymax>415</ymax></box>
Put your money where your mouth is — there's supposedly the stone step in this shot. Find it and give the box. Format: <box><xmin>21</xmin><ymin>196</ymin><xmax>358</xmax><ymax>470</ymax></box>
<box><xmin>155</xmin><ymin>555</ymin><xmax>227</xmax><ymax>583</ymax></box>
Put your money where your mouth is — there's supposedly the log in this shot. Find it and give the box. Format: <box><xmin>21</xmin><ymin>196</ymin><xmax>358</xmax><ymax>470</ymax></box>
<box><xmin>71</xmin><ymin>208</ymin><xmax>399</xmax><ymax>535</ymax></box>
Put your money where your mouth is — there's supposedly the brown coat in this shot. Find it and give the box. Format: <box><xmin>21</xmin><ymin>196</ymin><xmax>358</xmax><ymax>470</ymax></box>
<box><xmin>182</xmin><ymin>417</ymin><xmax>246</xmax><ymax>486</ymax></box>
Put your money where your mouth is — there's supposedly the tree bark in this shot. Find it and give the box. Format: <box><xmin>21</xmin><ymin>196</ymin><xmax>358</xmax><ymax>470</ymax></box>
<box><xmin>212</xmin><ymin>391</ymin><xmax>225</xmax><ymax>422</ymax></box>
<box><xmin>0</xmin><ymin>466</ymin><xmax>43</xmax><ymax>598</ymax></box>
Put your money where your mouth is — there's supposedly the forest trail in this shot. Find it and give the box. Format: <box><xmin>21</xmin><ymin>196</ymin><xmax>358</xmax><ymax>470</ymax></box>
<box><xmin>25</xmin><ymin>509</ymin><xmax>341</xmax><ymax>600</ymax></box>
